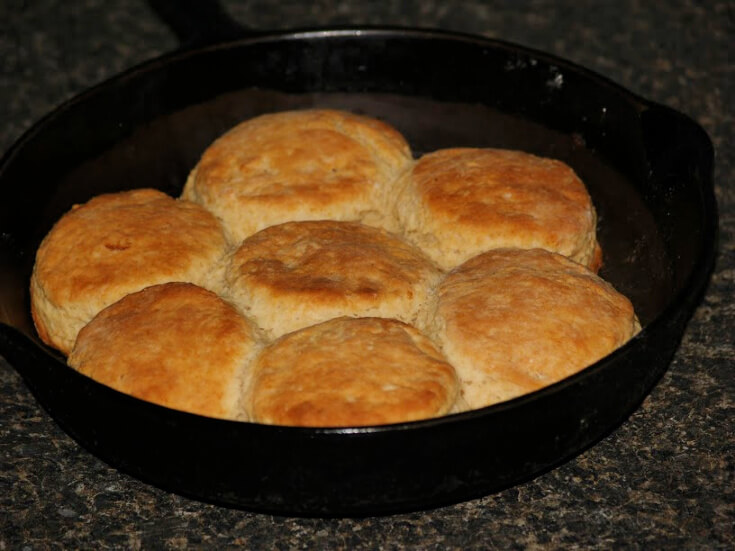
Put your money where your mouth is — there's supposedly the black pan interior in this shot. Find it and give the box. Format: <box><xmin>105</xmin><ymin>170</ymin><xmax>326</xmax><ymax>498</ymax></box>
<box><xmin>0</xmin><ymin>30</ymin><xmax>716</xmax><ymax>515</ymax></box>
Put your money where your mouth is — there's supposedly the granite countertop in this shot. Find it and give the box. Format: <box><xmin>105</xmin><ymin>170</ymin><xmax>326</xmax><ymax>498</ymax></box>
<box><xmin>1</xmin><ymin>1</ymin><xmax>732</xmax><ymax>548</ymax></box>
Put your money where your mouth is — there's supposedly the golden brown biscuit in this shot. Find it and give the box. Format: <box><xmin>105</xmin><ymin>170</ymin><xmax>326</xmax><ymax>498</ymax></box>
<box><xmin>181</xmin><ymin>109</ymin><xmax>413</xmax><ymax>243</ymax></box>
<box><xmin>246</xmin><ymin>317</ymin><xmax>459</xmax><ymax>427</ymax></box>
<box><xmin>396</xmin><ymin>148</ymin><xmax>600</xmax><ymax>271</ymax></box>
<box><xmin>30</xmin><ymin>188</ymin><xmax>229</xmax><ymax>354</ymax></box>
<box><xmin>432</xmin><ymin>248</ymin><xmax>640</xmax><ymax>409</ymax></box>
<box><xmin>223</xmin><ymin>220</ymin><xmax>443</xmax><ymax>340</ymax></box>
<box><xmin>68</xmin><ymin>283</ymin><xmax>259</xmax><ymax>420</ymax></box>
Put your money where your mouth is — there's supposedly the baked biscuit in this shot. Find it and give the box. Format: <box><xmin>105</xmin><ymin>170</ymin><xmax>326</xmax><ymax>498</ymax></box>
<box><xmin>396</xmin><ymin>148</ymin><xmax>601</xmax><ymax>271</ymax></box>
<box><xmin>30</xmin><ymin>188</ymin><xmax>229</xmax><ymax>354</ymax></box>
<box><xmin>432</xmin><ymin>248</ymin><xmax>640</xmax><ymax>409</ymax></box>
<box><xmin>223</xmin><ymin>220</ymin><xmax>443</xmax><ymax>339</ymax></box>
<box><xmin>181</xmin><ymin>109</ymin><xmax>413</xmax><ymax>243</ymax></box>
<box><xmin>68</xmin><ymin>283</ymin><xmax>259</xmax><ymax>420</ymax></box>
<box><xmin>246</xmin><ymin>317</ymin><xmax>459</xmax><ymax>427</ymax></box>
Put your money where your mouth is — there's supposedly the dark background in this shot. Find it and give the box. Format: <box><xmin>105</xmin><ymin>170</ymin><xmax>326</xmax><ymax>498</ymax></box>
<box><xmin>1</xmin><ymin>1</ymin><xmax>732</xmax><ymax>548</ymax></box>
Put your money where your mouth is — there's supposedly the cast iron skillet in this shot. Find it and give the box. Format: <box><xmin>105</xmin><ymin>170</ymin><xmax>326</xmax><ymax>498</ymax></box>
<box><xmin>0</xmin><ymin>3</ymin><xmax>717</xmax><ymax>516</ymax></box>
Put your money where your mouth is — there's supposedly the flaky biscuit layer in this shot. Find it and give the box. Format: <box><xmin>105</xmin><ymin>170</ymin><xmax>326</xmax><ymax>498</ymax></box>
<box><xmin>182</xmin><ymin>109</ymin><xmax>413</xmax><ymax>243</ymax></box>
<box><xmin>224</xmin><ymin>220</ymin><xmax>443</xmax><ymax>339</ymax></box>
<box><xmin>247</xmin><ymin>317</ymin><xmax>459</xmax><ymax>427</ymax></box>
<box><xmin>396</xmin><ymin>148</ymin><xmax>600</xmax><ymax>271</ymax></box>
<box><xmin>31</xmin><ymin>189</ymin><xmax>230</xmax><ymax>354</ymax></box>
<box><xmin>68</xmin><ymin>283</ymin><xmax>259</xmax><ymax>420</ymax></box>
<box><xmin>433</xmin><ymin>248</ymin><xmax>640</xmax><ymax>409</ymax></box>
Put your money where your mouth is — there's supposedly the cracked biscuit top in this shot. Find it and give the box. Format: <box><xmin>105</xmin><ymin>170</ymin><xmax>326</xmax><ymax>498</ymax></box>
<box><xmin>68</xmin><ymin>283</ymin><xmax>259</xmax><ymax>420</ymax></box>
<box><xmin>432</xmin><ymin>248</ymin><xmax>640</xmax><ymax>409</ymax></box>
<box><xmin>30</xmin><ymin>188</ymin><xmax>229</xmax><ymax>354</ymax></box>
<box><xmin>396</xmin><ymin>148</ymin><xmax>601</xmax><ymax>271</ymax></box>
<box><xmin>223</xmin><ymin>220</ymin><xmax>443</xmax><ymax>340</ymax></box>
<box><xmin>182</xmin><ymin>109</ymin><xmax>413</xmax><ymax>243</ymax></box>
<box><xmin>246</xmin><ymin>317</ymin><xmax>459</xmax><ymax>427</ymax></box>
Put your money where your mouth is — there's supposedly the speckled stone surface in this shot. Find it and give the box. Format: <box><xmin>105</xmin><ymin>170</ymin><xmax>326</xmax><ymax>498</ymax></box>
<box><xmin>1</xmin><ymin>1</ymin><xmax>732</xmax><ymax>548</ymax></box>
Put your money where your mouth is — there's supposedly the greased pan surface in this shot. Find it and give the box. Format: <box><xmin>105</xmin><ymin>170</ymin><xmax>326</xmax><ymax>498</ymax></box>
<box><xmin>0</xmin><ymin>29</ymin><xmax>716</xmax><ymax>516</ymax></box>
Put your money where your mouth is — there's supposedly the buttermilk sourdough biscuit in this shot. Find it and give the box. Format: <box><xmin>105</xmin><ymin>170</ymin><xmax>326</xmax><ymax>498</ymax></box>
<box><xmin>223</xmin><ymin>220</ymin><xmax>443</xmax><ymax>340</ymax></box>
<box><xmin>68</xmin><ymin>283</ymin><xmax>260</xmax><ymax>420</ymax></box>
<box><xmin>30</xmin><ymin>188</ymin><xmax>230</xmax><ymax>355</ymax></box>
<box><xmin>181</xmin><ymin>109</ymin><xmax>413</xmax><ymax>243</ymax></box>
<box><xmin>432</xmin><ymin>248</ymin><xmax>639</xmax><ymax>409</ymax></box>
<box><xmin>246</xmin><ymin>317</ymin><xmax>460</xmax><ymax>427</ymax></box>
<box><xmin>395</xmin><ymin>148</ymin><xmax>601</xmax><ymax>271</ymax></box>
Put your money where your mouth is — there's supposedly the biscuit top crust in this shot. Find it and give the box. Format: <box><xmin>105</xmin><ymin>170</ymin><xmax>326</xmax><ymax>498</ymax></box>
<box><xmin>398</xmin><ymin>148</ymin><xmax>598</xmax><ymax>269</ymax></box>
<box><xmin>34</xmin><ymin>189</ymin><xmax>227</xmax><ymax>301</ymax></box>
<box><xmin>229</xmin><ymin>220</ymin><xmax>439</xmax><ymax>297</ymax></box>
<box><xmin>225</xmin><ymin>220</ymin><xmax>442</xmax><ymax>332</ymax></box>
<box><xmin>435</xmin><ymin>248</ymin><xmax>639</xmax><ymax>408</ymax></box>
<box><xmin>30</xmin><ymin>188</ymin><xmax>229</xmax><ymax>353</ymax></box>
<box><xmin>247</xmin><ymin>317</ymin><xmax>459</xmax><ymax>427</ymax></box>
<box><xmin>182</xmin><ymin>109</ymin><xmax>413</xmax><ymax>241</ymax></box>
<box><xmin>68</xmin><ymin>283</ymin><xmax>258</xmax><ymax>420</ymax></box>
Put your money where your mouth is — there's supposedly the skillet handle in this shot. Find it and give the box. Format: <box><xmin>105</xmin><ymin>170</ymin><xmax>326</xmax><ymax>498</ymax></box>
<box><xmin>147</xmin><ymin>0</ymin><xmax>256</xmax><ymax>49</ymax></box>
